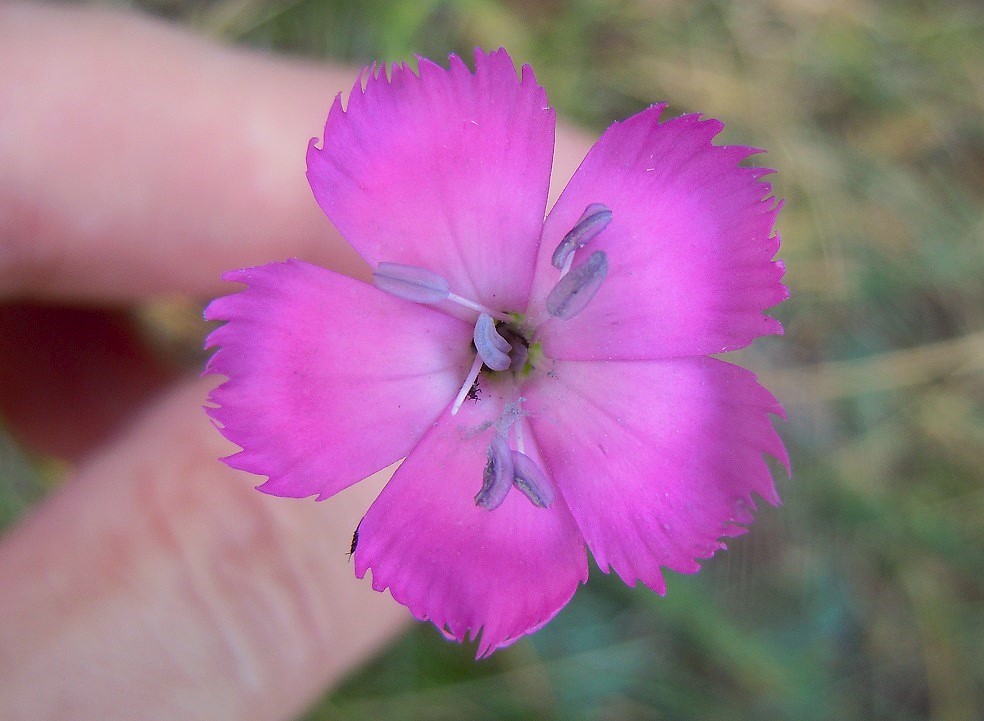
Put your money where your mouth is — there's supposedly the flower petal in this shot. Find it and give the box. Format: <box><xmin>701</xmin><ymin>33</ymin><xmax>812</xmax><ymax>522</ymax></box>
<box><xmin>307</xmin><ymin>49</ymin><xmax>554</xmax><ymax>314</ymax></box>
<box><xmin>354</xmin><ymin>394</ymin><xmax>587</xmax><ymax>658</ymax></box>
<box><xmin>525</xmin><ymin>356</ymin><xmax>786</xmax><ymax>593</ymax></box>
<box><xmin>529</xmin><ymin>105</ymin><xmax>787</xmax><ymax>360</ymax></box>
<box><xmin>204</xmin><ymin>259</ymin><xmax>472</xmax><ymax>499</ymax></box>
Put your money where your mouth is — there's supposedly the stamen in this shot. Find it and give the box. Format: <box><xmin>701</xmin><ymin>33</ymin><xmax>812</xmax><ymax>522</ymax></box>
<box><xmin>551</xmin><ymin>203</ymin><xmax>613</xmax><ymax>271</ymax></box>
<box><xmin>511</xmin><ymin>451</ymin><xmax>554</xmax><ymax>508</ymax></box>
<box><xmin>545</xmin><ymin>251</ymin><xmax>609</xmax><ymax>320</ymax></box>
<box><xmin>513</xmin><ymin>416</ymin><xmax>526</xmax><ymax>454</ymax></box>
<box><xmin>374</xmin><ymin>261</ymin><xmax>511</xmax><ymax>321</ymax></box>
<box><xmin>475</xmin><ymin>435</ymin><xmax>514</xmax><ymax>510</ymax></box>
<box><xmin>447</xmin><ymin>293</ymin><xmax>512</xmax><ymax>323</ymax></box>
<box><xmin>473</xmin><ymin>313</ymin><xmax>511</xmax><ymax>371</ymax></box>
<box><xmin>451</xmin><ymin>353</ymin><xmax>484</xmax><ymax>416</ymax></box>
<box><xmin>373</xmin><ymin>262</ymin><xmax>450</xmax><ymax>303</ymax></box>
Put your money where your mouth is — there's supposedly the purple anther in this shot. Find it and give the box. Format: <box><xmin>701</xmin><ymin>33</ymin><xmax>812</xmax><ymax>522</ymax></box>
<box><xmin>473</xmin><ymin>313</ymin><xmax>511</xmax><ymax>371</ymax></box>
<box><xmin>551</xmin><ymin>203</ymin><xmax>613</xmax><ymax>270</ymax></box>
<box><xmin>475</xmin><ymin>434</ymin><xmax>514</xmax><ymax>510</ymax></box>
<box><xmin>511</xmin><ymin>451</ymin><xmax>554</xmax><ymax>508</ymax></box>
<box><xmin>545</xmin><ymin>251</ymin><xmax>609</xmax><ymax>320</ymax></box>
<box><xmin>373</xmin><ymin>262</ymin><xmax>450</xmax><ymax>303</ymax></box>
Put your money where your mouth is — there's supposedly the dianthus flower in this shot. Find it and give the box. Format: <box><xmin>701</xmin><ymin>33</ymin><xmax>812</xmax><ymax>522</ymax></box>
<box><xmin>204</xmin><ymin>49</ymin><xmax>788</xmax><ymax>657</ymax></box>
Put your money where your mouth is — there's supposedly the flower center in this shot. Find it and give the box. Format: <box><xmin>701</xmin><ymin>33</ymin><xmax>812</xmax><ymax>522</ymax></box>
<box><xmin>372</xmin><ymin>202</ymin><xmax>613</xmax><ymax>511</ymax></box>
<box><xmin>449</xmin><ymin>313</ymin><xmax>534</xmax><ymax>416</ymax></box>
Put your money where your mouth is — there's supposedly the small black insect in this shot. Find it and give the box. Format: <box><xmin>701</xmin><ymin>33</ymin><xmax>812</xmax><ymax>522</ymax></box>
<box><xmin>466</xmin><ymin>379</ymin><xmax>482</xmax><ymax>401</ymax></box>
<box><xmin>347</xmin><ymin>518</ymin><xmax>364</xmax><ymax>561</ymax></box>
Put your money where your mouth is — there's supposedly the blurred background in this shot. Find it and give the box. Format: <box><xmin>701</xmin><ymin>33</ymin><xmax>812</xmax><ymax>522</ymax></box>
<box><xmin>2</xmin><ymin>0</ymin><xmax>982</xmax><ymax>719</ymax></box>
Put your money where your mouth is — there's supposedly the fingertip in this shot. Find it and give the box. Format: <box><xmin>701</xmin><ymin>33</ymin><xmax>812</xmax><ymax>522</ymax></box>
<box><xmin>0</xmin><ymin>3</ymin><xmax>367</xmax><ymax>304</ymax></box>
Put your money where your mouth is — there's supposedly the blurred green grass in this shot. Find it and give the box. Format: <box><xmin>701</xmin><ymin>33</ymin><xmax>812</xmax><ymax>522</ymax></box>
<box><xmin>9</xmin><ymin>0</ymin><xmax>984</xmax><ymax>718</ymax></box>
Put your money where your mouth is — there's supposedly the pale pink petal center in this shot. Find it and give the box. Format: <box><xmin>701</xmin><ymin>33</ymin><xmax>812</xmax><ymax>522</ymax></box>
<box><xmin>205</xmin><ymin>260</ymin><xmax>473</xmax><ymax>500</ymax></box>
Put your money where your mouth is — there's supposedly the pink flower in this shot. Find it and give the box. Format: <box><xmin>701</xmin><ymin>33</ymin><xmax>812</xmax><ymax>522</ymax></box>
<box><xmin>204</xmin><ymin>49</ymin><xmax>788</xmax><ymax>657</ymax></box>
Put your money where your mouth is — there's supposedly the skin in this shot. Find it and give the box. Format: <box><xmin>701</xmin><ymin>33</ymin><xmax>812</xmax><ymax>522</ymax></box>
<box><xmin>0</xmin><ymin>4</ymin><xmax>593</xmax><ymax>719</ymax></box>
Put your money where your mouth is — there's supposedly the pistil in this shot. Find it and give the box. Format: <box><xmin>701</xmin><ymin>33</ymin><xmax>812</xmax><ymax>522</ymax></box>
<box><xmin>473</xmin><ymin>313</ymin><xmax>512</xmax><ymax>371</ymax></box>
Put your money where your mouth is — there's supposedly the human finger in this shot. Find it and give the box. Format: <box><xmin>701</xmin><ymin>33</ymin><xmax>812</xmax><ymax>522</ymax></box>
<box><xmin>0</xmin><ymin>3</ymin><xmax>595</xmax><ymax>304</ymax></box>
<box><xmin>0</xmin><ymin>377</ymin><xmax>408</xmax><ymax>721</ymax></box>
<box><xmin>0</xmin><ymin>2</ymin><xmax>366</xmax><ymax>302</ymax></box>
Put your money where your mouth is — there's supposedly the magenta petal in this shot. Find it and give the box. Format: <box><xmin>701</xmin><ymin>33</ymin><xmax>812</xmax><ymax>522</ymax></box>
<box><xmin>307</xmin><ymin>49</ymin><xmax>555</xmax><ymax>313</ymax></box>
<box><xmin>354</xmin><ymin>398</ymin><xmax>587</xmax><ymax>657</ymax></box>
<box><xmin>525</xmin><ymin>356</ymin><xmax>786</xmax><ymax>593</ymax></box>
<box><xmin>530</xmin><ymin>105</ymin><xmax>787</xmax><ymax>360</ymax></box>
<box><xmin>204</xmin><ymin>259</ymin><xmax>473</xmax><ymax>499</ymax></box>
